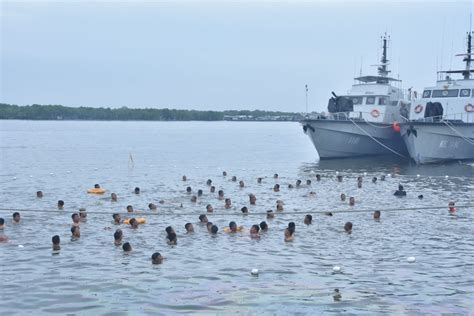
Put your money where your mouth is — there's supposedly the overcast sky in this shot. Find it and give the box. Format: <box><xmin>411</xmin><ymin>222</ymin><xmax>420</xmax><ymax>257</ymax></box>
<box><xmin>1</xmin><ymin>0</ymin><xmax>473</xmax><ymax>112</ymax></box>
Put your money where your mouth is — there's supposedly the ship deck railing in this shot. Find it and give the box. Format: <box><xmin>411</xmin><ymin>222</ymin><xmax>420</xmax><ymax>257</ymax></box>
<box><xmin>400</xmin><ymin>112</ymin><xmax>474</xmax><ymax>124</ymax></box>
<box><xmin>302</xmin><ymin>111</ymin><xmax>383</xmax><ymax>122</ymax></box>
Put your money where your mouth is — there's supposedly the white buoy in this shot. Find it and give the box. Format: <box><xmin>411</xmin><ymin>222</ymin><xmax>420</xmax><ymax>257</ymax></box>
<box><xmin>251</xmin><ymin>268</ymin><xmax>259</xmax><ymax>276</ymax></box>
<box><xmin>50</xmin><ymin>173</ymin><xmax>54</xmax><ymax>176</ymax></box>
<box><xmin>445</xmin><ymin>175</ymin><xmax>449</xmax><ymax>179</ymax></box>
<box><xmin>332</xmin><ymin>266</ymin><xmax>341</xmax><ymax>273</ymax></box>
<box><xmin>18</xmin><ymin>245</ymin><xmax>24</xmax><ymax>248</ymax></box>
<box><xmin>13</xmin><ymin>177</ymin><xmax>17</xmax><ymax>180</ymax></box>
<box><xmin>94</xmin><ymin>168</ymin><xmax>98</xmax><ymax>171</ymax></box>
<box><xmin>407</xmin><ymin>256</ymin><xmax>416</xmax><ymax>263</ymax></box>
<box><xmin>387</xmin><ymin>173</ymin><xmax>391</xmax><ymax>177</ymax></box>
<box><xmin>363</xmin><ymin>172</ymin><xmax>367</xmax><ymax>176</ymax></box>
<box><xmin>29</xmin><ymin>175</ymin><xmax>33</xmax><ymax>178</ymax></box>
<box><xmin>335</xmin><ymin>171</ymin><xmax>339</xmax><ymax>175</ymax></box>
<box><xmin>417</xmin><ymin>174</ymin><xmax>420</xmax><ymax>177</ymax></box>
<box><xmin>310</xmin><ymin>170</ymin><xmax>315</xmax><ymax>174</ymax></box>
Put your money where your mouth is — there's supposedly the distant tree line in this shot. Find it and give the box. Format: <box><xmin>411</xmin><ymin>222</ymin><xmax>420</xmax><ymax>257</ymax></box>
<box><xmin>0</xmin><ymin>103</ymin><xmax>301</xmax><ymax>121</ymax></box>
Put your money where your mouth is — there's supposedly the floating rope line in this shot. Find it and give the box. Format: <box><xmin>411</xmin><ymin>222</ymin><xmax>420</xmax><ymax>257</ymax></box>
<box><xmin>0</xmin><ymin>205</ymin><xmax>472</xmax><ymax>217</ymax></box>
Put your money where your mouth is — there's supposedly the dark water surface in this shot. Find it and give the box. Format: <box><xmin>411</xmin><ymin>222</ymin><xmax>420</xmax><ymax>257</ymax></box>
<box><xmin>0</xmin><ymin>121</ymin><xmax>473</xmax><ymax>315</ymax></box>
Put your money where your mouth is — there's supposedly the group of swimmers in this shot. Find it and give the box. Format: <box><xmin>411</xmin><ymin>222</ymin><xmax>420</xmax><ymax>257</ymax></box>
<box><xmin>0</xmin><ymin>171</ymin><xmax>457</xmax><ymax>264</ymax></box>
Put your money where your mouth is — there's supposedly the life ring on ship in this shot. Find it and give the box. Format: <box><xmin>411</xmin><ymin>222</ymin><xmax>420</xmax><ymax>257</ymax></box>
<box><xmin>414</xmin><ymin>104</ymin><xmax>424</xmax><ymax>114</ymax></box>
<box><xmin>465</xmin><ymin>104</ymin><xmax>474</xmax><ymax>112</ymax></box>
<box><xmin>370</xmin><ymin>109</ymin><xmax>380</xmax><ymax>118</ymax></box>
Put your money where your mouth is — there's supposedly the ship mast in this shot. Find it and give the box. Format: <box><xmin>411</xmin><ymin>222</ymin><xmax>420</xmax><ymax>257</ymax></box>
<box><xmin>463</xmin><ymin>32</ymin><xmax>473</xmax><ymax>79</ymax></box>
<box><xmin>377</xmin><ymin>34</ymin><xmax>390</xmax><ymax>83</ymax></box>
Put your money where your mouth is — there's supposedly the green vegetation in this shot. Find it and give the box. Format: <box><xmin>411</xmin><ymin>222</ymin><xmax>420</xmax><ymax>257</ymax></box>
<box><xmin>0</xmin><ymin>103</ymin><xmax>301</xmax><ymax>121</ymax></box>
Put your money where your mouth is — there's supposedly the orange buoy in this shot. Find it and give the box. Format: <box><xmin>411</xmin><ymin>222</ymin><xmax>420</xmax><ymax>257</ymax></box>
<box><xmin>392</xmin><ymin>121</ymin><xmax>401</xmax><ymax>133</ymax></box>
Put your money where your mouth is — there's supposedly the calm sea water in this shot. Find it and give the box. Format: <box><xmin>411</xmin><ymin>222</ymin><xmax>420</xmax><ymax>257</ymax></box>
<box><xmin>0</xmin><ymin>120</ymin><xmax>473</xmax><ymax>315</ymax></box>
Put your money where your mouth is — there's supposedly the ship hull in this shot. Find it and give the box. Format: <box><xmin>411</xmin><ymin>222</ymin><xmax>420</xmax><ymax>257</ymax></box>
<box><xmin>301</xmin><ymin>119</ymin><xmax>407</xmax><ymax>159</ymax></box>
<box><xmin>400</xmin><ymin>122</ymin><xmax>474</xmax><ymax>164</ymax></box>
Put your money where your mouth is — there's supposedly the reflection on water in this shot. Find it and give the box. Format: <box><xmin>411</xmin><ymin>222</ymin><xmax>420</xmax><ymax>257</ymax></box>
<box><xmin>0</xmin><ymin>121</ymin><xmax>473</xmax><ymax>315</ymax></box>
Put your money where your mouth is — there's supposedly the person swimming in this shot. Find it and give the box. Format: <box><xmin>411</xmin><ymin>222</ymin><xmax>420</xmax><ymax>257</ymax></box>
<box><xmin>316</xmin><ymin>174</ymin><xmax>321</xmax><ymax>181</ymax></box>
<box><xmin>344</xmin><ymin>222</ymin><xmax>353</xmax><ymax>234</ymax></box>
<box><xmin>394</xmin><ymin>184</ymin><xmax>406</xmax><ymax>197</ymax></box>
<box><xmin>228</xmin><ymin>221</ymin><xmax>238</xmax><ymax>233</ymax></box>
<box><xmin>186</xmin><ymin>186</ymin><xmax>192</xmax><ymax>193</ymax></box>
<box><xmin>94</xmin><ymin>184</ymin><xmax>101</xmax><ymax>189</ymax></box>
<box><xmin>112</xmin><ymin>213</ymin><xmax>121</xmax><ymax>225</ymax></box>
<box><xmin>218</xmin><ymin>190</ymin><xmax>224</xmax><ymax>200</ymax></box>
<box><xmin>349</xmin><ymin>197</ymin><xmax>355</xmax><ymax>206</ymax></box>
<box><xmin>239</xmin><ymin>180</ymin><xmax>245</xmax><ymax>188</ymax></box>
<box><xmin>122</xmin><ymin>242</ymin><xmax>132</xmax><ymax>252</ymax></box>
<box><xmin>211</xmin><ymin>225</ymin><xmax>219</xmax><ymax>235</ymax></box>
<box><xmin>266</xmin><ymin>210</ymin><xmax>274</xmax><ymax>219</ymax></box>
<box><xmin>71</xmin><ymin>213</ymin><xmax>80</xmax><ymax>226</ymax></box>
<box><xmin>222</xmin><ymin>171</ymin><xmax>227</xmax><ymax>177</ymax></box>
<box><xmin>304</xmin><ymin>214</ymin><xmax>312</xmax><ymax>225</ymax></box>
<box><xmin>296</xmin><ymin>179</ymin><xmax>302</xmax><ymax>187</ymax></box>
<box><xmin>149</xmin><ymin>203</ymin><xmax>157</xmax><ymax>210</ymax></box>
<box><xmin>340</xmin><ymin>193</ymin><xmax>346</xmax><ymax>202</ymax></box>
<box><xmin>288</xmin><ymin>184</ymin><xmax>294</xmax><ymax>189</ymax></box>
<box><xmin>249</xmin><ymin>194</ymin><xmax>257</xmax><ymax>205</ymax></box>
<box><xmin>185</xmin><ymin>223</ymin><xmax>194</xmax><ymax>233</ymax></box>
<box><xmin>52</xmin><ymin>235</ymin><xmax>60</xmax><ymax>251</ymax></box>
<box><xmin>206</xmin><ymin>179</ymin><xmax>212</xmax><ymax>186</ymax></box>
<box><xmin>151</xmin><ymin>252</ymin><xmax>164</xmax><ymax>264</ymax></box>
<box><xmin>206</xmin><ymin>222</ymin><xmax>213</xmax><ymax>233</ymax></box>
<box><xmin>167</xmin><ymin>232</ymin><xmax>177</xmax><ymax>245</ymax></box>
<box><xmin>191</xmin><ymin>195</ymin><xmax>197</xmax><ymax>203</ymax></box>
<box><xmin>380</xmin><ymin>175</ymin><xmax>386</xmax><ymax>181</ymax></box>
<box><xmin>182</xmin><ymin>175</ymin><xmax>187</xmax><ymax>181</ymax></box>
<box><xmin>284</xmin><ymin>222</ymin><xmax>295</xmax><ymax>242</ymax></box>
<box><xmin>224</xmin><ymin>198</ymin><xmax>232</xmax><ymax>209</ymax></box>
<box><xmin>197</xmin><ymin>189</ymin><xmax>203</xmax><ymax>197</ymax></box>
<box><xmin>231</xmin><ymin>176</ymin><xmax>237</xmax><ymax>182</ymax></box>
<box><xmin>372</xmin><ymin>177</ymin><xmax>377</xmax><ymax>183</ymax></box>
<box><xmin>257</xmin><ymin>177</ymin><xmax>263</xmax><ymax>183</ymax></box>
<box><xmin>337</xmin><ymin>175</ymin><xmax>343</xmax><ymax>182</ymax></box>
<box><xmin>12</xmin><ymin>212</ymin><xmax>21</xmax><ymax>224</ymax></box>
<box><xmin>36</xmin><ymin>191</ymin><xmax>43</xmax><ymax>198</ymax></box>
<box><xmin>129</xmin><ymin>218</ymin><xmax>139</xmax><ymax>229</ymax></box>
<box><xmin>58</xmin><ymin>200</ymin><xmax>64</xmax><ymax>209</ymax></box>
<box><xmin>241</xmin><ymin>206</ymin><xmax>248</xmax><ymax>214</ymax></box>
<box><xmin>448</xmin><ymin>201</ymin><xmax>456</xmax><ymax>214</ymax></box>
<box><xmin>273</xmin><ymin>173</ymin><xmax>278</xmax><ymax>179</ymax></box>
<box><xmin>71</xmin><ymin>226</ymin><xmax>80</xmax><ymax>240</ymax></box>
<box><xmin>114</xmin><ymin>229</ymin><xmax>123</xmax><ymax>245</ymax></box>
<box><xmin>126</xmin><ymin>205</ymin><xmax>134</xmax><ymax>213</ymax></box>
<box><xmin>259</xmin><ymin>221</ymin><xmax>268</xmax><ymax>232</ymax></box>
<box><xmin>250</xmin><ymin>224</ymin><xmax>260</xmax><ymax>238</ymax></box>
<box><xmin>79</xmin><ymin>208</ymin><xmax>87</xmax><ymax>222</ymax></box>
<box><xmin>273</xmin><ymin>184</ymin><xmax>280</xmax><ymax>192</ymax></box>
<box><xmin>276</xmin><ymin>203</ymin><xmax>284</xmax><ymax>211</ymax></box>
<box><xmin>134</xmin><ymin>187</ymin><xmax>140</xmax><ymax>194</ymax></box>
<box><xmin>199</xmin><ymin>214</ymin><xmax>208</xmax><ymax>224</ymax></box>
<box><xmin>111</xmin><ymin>193</ymin><xmax>118</xmax><ymax>202</ymax></box>
<box><xmin>373</xmin><ymin>210</ymin><xmax>381</xmax><ymax>220</ymax></box>
<box><xmin>165</xmin><ymin>226</ymin><xmax>175</xmax><ymax>235</ymax></box>
<box><xmin>0</xmin><ymin>218</ymin><xmax>4</xmax><ymax>229</ymax></box>
<box><xmin>206</xmin><ymin>204</ymin><xmax>214</xmax><ymax>213</ymax></box>
<box><xmin>210</xmin><ymin>186</ymin><xmax>216</xmax><ymax>193</ymax></box>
